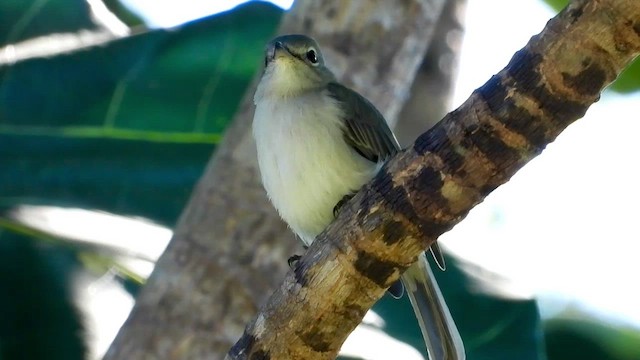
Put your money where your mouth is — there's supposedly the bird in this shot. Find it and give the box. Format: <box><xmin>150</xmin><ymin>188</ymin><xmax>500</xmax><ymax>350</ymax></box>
<box><xmin>252</xmin><ymin>34</ymin><xmax>465</xmax><ymax>360</ymax></box>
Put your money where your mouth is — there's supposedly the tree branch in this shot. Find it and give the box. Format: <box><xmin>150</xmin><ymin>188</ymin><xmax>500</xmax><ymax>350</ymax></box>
<box><xmin>227</xmin><ymin>0</ymin><xmax>640</xmax><ymax>358</ymax></box>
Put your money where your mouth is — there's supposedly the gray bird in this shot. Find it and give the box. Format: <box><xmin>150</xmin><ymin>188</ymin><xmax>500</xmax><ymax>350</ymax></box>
<box><xmin>252</xmin><ymin>34</ymin><xmax>465</xmax><ymax>360</ymax></box>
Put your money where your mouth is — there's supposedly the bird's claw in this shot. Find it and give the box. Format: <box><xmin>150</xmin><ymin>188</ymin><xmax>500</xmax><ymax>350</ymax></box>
<box><xmin>288</xmin><ymin>254</ymin><xmax>302</xmax><ymax>269</ymax></box>
<box><xmin>333</xmin><ymin>194</ymin><xmax>355</xmax><ymax>218</ymax></box>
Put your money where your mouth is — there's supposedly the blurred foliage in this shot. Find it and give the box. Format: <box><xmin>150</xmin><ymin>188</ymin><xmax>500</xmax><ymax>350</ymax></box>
<box><xmin>541</xmin><ymin>0</ymin><xmax>640</xmax><ymax>93</ymax></box>
<box><xmin>103</xmin><ymin>0</ymin><xmax>145</xmax><ymax>27</ymax></box>
<box><xmin>545</xmin><ymin>318</ymin><xmax>640</xmax><ymax>360</ymax></box>
<box><xmin>374</xmin><ymin>258</ymin><xmax>546</xmax><ymax>360</ymax></box>
<box><xmin>0</xmin><ymin>0</ymin><xmax>98</xmax><ymax>46</ymax></box>
<box><xmin>0</xmin><ymin>231</ymin><xmax>86</xmax><ymax>360</ymax></box>
<box><xmin>2</xmin><ymin>0</ymin><xmax>638</xmax><ymax>359</ymax></box>
<box><xmin>1</xmin><ymin>1</ymin><xmax>280</xmax><ymax>224</ymax></box>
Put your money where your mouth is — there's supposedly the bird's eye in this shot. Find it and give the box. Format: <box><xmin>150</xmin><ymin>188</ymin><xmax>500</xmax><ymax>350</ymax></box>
<box><xmin>306</xmin><ymin>48</ymin><xmax>318</xmax><ymax>65</ymax></box>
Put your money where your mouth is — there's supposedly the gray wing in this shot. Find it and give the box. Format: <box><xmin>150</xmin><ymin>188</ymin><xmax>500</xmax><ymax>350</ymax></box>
<box><xmin>326</xmin><ymin>82</ymin><xmax>447</xmax><ymax>271</ymax></box>
<box><xmin>326</xmin><ymin>82</ymin><xmax>400</xmax><ymax>162</ymax></box>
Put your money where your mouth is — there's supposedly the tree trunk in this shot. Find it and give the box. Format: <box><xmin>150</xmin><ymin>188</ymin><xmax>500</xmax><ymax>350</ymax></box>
<box><xmin>104</xmin><ymin>0</ymin><xmax>446</xmax><ymax>358</ymax></box>
<box><xmin>227</xmin><ymin>0</ymin><xmax>640</xmax><ymax>359</ymax></box>
<box><xmin>396</xmin><ymin>0</ymin><xmax>467</xmax><ymax>145</ymax></box>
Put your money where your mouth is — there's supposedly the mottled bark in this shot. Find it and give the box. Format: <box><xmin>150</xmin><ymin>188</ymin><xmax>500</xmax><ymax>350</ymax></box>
<box><xmin>227</xmin><ymin>1</ymin><xmax>640</xmax><ymax>359</ymax></box>
<box><xmin>104</xmin><ymin>0</ymin><xmax>445</xmax><ymax>359</ymax></box>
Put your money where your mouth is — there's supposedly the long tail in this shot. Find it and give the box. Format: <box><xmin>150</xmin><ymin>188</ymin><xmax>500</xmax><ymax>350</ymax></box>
<box><xmin>401</xmin><ymin>252</ymin><xmax>465</xmax><ymax>360</ymax></box>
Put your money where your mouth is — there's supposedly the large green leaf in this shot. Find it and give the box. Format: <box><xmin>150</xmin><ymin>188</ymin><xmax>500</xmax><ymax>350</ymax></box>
<box><xmin>0</xmin><ymin>0</ymin><xmax>98</xmax><ymax>46</ymax></box>
<box><xmin>541</xmin><ymin>0</ymin><xmax>640</xmax><ymax>93</ymax></box>
<box><xmin>1</xmin><ymin>2</ymin><xmax>281</xmax><ymax>223</ymax></box>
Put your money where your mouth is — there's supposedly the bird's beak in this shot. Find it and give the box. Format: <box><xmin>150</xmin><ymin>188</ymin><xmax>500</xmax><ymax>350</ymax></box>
<box><xmin>265</xmin><ymin>40</ymin><xmax>287</xmax><ymax>64</ymax></box>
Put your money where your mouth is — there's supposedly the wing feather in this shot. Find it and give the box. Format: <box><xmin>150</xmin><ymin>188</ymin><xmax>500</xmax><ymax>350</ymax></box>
<box><xmin>326</xmin><ymin>82</ymin><xmax>400</xmax><ymax>163</ymax></box>
<box><xmin>326</xmin><ymin>82</ymin><xmax>447</xmax><ymax>270</ymax></box>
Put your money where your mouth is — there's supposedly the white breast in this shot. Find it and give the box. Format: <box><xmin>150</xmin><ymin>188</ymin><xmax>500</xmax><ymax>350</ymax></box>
<box><xmin>252</xmin><ymin>91</ymin><xmax>379</xmax><ymax>245</ymax></box>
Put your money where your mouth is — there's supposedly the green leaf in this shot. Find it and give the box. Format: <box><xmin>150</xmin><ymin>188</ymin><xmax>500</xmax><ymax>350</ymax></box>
<box><xmin>0</xmin><ymin>231</ymin><xmax>86</xmax><ymax>360</ymax></box>
<box><xmin>540</xmin><ymin>0</ymin><xmax>567</xmax><ymax>12</ymax></box>
<box><xmin>610</xmin><ymin>60</ymin><xmax>640</xmax><ymax>93</ymax></box>
<box><xmin>0</xmin><ymin>0</ymin><xmax>98</xmax><ymax>46</ymax></box>
<box><xmin>545</xmin><ymin>318</ymin><xmax>640</xmax><ymax>360</ymax></box>
<box><xmin>0</xmin><ymin>2</ymin><xmax>282</xmax><ymax>223</ymax></box>
<box><xmin>103</xmin><ymin>0</ymin><xmax>145</xmax><ymax>27</ymax></box>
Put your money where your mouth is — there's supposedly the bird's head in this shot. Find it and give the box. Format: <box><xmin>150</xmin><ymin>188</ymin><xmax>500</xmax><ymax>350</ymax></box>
<box><xmin>254</xmin><ymin>34</ymin><xmax>335</xmax><ymax>101</ymax></box>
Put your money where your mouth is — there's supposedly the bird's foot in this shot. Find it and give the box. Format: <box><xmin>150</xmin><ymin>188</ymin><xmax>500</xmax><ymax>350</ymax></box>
<box><xmin>387</xmin><ymin>280</ymin><xmax>404</xmax><ymax>299</ymax></box>
<box><xmin>287</xmin><ymin>246</ymin><xmax>308</xmax><ymax>270</ymax></box>
<box><xmin>333</xmin><ymin>193</ymin><xmax>355</xmax><ymax>218</ymax></box>
<box><xmin>288</xmin><ymin>254</ymin><xmax>302</xmax><ymax>270</ymax></box>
